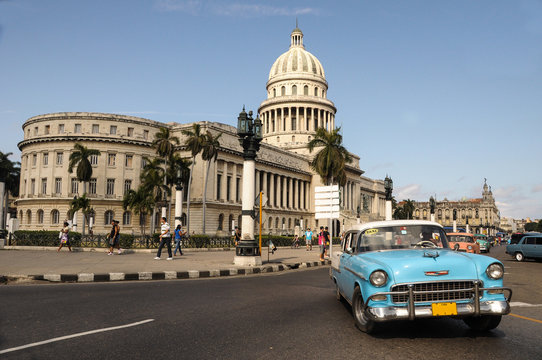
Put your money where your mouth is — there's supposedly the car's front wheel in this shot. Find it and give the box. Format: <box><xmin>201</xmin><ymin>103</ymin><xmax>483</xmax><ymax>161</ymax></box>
<box><xmin>463</xmin><ymin>315</ymin><xmax>502</xmax><ymax>331</ymax></box>
<box><xmin>515</xmin><ymin>252</ymin><xmax>524</xmax><ymax>262</ymax></box>
<box><xmin>352</xmin><ymin>287</ymin><xmax>375</xmax><ymax>334</ymax></box>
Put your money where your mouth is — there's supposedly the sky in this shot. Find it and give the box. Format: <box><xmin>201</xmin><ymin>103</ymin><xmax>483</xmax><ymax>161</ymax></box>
<box><xmin>1</xmin><ymin>0</ymin><xmax>541</xmax><ymax>220</ymax></box>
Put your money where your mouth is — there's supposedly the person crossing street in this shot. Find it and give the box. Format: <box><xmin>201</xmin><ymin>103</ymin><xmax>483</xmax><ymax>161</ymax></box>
<box><xmin>155</xmin><ymin>217</ymin><xmax>173</xmax><ymax>260</ymax></box>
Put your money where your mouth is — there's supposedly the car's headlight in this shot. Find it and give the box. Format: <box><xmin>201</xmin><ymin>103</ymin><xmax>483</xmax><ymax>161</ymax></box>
<box><xmin>467</xmin><ymin>245</ymin><xmax>472</xmax><ymax>250</ymax></box>
<box><xmin>486</xmin><ymin>263</ymin><xmax>504</xmax><ymax>279</ymax></box>
<box><xmin>369</xmin><ymin>270</ymin><xmax>388</xmax><ymax>287</ymax></box>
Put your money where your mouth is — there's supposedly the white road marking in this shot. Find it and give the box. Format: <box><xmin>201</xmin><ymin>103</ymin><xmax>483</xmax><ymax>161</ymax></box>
<box><xmin>510</xmin><ymin>302</ymin><xmax>542</xmax><ymax>307</ymax></box>
<box><xmin>0</xmin><ymin>319</ymin><xmax>154</xmax><ymax>355</ymax></box>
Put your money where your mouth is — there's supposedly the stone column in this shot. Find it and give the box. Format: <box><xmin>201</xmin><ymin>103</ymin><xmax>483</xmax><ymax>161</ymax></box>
<box><xmin>269</xmin><ymin>173</ymin><xmax>275</xmax><ymax>207</ymax></box>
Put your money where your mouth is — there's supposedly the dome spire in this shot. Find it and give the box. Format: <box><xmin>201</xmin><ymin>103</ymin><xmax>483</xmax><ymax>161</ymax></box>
<box><xmin>290</xmin><ymin>22</ymin><xmax>304</xmax><ymax>48</ymax></box>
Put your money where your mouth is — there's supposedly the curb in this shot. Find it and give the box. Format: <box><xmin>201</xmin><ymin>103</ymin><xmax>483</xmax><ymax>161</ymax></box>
<box><xmin>1</xmin><ymin>260</ymin><xmax>331</xmax><ymax>284</ymax></box>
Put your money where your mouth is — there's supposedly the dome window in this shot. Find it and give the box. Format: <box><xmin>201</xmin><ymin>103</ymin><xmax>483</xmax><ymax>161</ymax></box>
<box><xmin>273</xmin><ymin>88</ymin><xmax>276</xmax><ymax>97</ymax></box>
<box><xmin>304</xmin><ymin>85</ymin><xmax>308</xmax><ymax>95</ymax></box>
<box><xmin>292</xmin><ymin>85</ymin><xmax>297</xmax><ymax>95</ymax></box>
<box><xmin>281</xmin><ymin>86</ymin><xmax>286</xmax><ymax>96</ymax></box>
<box><xmin>314</xmin><ymin>87</ymin><xmax>318</xmax><ymax>96</ymax></box>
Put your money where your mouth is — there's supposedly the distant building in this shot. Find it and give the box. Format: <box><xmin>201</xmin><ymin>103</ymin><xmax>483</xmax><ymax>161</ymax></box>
<box><xmin>413</xmin><ymin>180</ymin><xmax>500</xmax><ymax>235</ymax></box>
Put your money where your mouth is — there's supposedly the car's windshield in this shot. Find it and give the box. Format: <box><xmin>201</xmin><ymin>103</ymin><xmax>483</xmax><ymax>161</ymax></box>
<box><xmin>357</xmin><ymin>225</ymin><xmax>448</xmax><ymax>252</ymax></box>
<box><xmin>448</xmin><ymin>235</ymin><xmax>474</xmax><ymax>243</ymax></box>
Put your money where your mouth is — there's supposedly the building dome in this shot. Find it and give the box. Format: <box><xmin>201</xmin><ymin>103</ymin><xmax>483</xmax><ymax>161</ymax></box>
<box><xmin>268</xmin><ymin>27</ymin><xmax>326</xmax><ymax>83</ymax></box>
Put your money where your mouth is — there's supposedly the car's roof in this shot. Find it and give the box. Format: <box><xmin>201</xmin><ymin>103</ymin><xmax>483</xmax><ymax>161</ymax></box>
<box><xmin>447</xmin><ymin>232</ymin><xmax>474</xmax><ymax>236</ymax></box>
<box><xmin>345</xmin><ymin>220</ymin><xmax>444</xmax><ymax>233</ymax></box>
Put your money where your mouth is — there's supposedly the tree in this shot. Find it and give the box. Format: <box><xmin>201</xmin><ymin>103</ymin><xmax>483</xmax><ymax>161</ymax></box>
<box><xmin>307</xmin><ymin>127</ymin><xmax>352</xmax><ymax>186</ymax></box>
<box><xmin>68</xmin><ymin>194</ymin><xmax>93</xmax><ymax>231</ymax></box>
<box><xmin>140</xmin><ymin>156</ymin><xmax>168</xmax><ymax>233</ymax></box>
<box><xmin>68</xmin><ymin>143</ymin><xmax>100</xmax><ymax>235</ymax></box>
<box><xmin>524</xmin><ymin>222</ymin><xmax>538</xmax><ymax>232</ymax></box>
<box><xmin>0</xmin><ymin>152</ymin><xmax>20</xmax><ymax>230</ymax></box>
<box><xmin>123</xmin><ymin>187</ymin><xmax>154</xmax><ymax>236</ymax></box>
<box><xmin>181</xmin><ymin>124</ymin><xmax>206</xmax><ymax>234</ymax></box>
<box><xmin>402</xmin><ymin>199</ymin><xmax>415</xmax><ymax>220</ymax></box>
<box><xmin>201</xmin><ymin>131</ymin><xmax>222</xmax><ymax>234</ymax></box>
<box><xmin>152</xmin><ymin>127</ymin><xmax>180</xmax><ymax>218</ymax></box>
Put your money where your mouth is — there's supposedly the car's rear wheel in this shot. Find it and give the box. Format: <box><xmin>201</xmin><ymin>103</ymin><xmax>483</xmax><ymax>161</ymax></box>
<box><xmin>515</xmin><ymin>252</ymin><xmax>524</xmax><ymax>262</ymax></box>
<box><xmin>463</xmin><ymin>315</ymin><xmax>502</xmax><ymax>331</ymax></box>
<box><xmin>352</xmin><ymin>287</ymin><xmax>375</xmax><ymax>334</ymax></box>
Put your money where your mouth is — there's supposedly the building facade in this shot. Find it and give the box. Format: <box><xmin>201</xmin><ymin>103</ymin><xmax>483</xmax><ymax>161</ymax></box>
<box><xmin>15</xmin><ymin>27</ymin><xmax>387</xmax><ymax>236</ymax></box>
<box><xmin>412</xmin><ymin>181</ymin><xmax>501</xmax><ymax>235</ymax></box>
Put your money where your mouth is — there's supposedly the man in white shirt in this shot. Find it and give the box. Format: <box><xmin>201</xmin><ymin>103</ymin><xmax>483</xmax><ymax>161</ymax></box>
<box><xmin>155</xmin><ymin>217</ymin><xmax>173</xmax><ymax>260</ymax></box>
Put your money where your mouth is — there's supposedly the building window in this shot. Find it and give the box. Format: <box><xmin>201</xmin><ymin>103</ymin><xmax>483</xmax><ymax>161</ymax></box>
<box><xmin>304</xmin><ymin>85</ymin><xmax>308</xmax><ymax>95</ymax></box>
<box><xmin>127</xmin><ymin>127</ymin><xmax>134</xmax><ymax>137</ymax></box>
<box><xmin>110</xmin><ymin>125</ymin><xmax>117</xmax><ymax>135</ymax></box>
<box><xmin>58</xmin><ymin>124</ymin><xmax>65</xmax><ymax>134</ymax></box>
<box><xmin>56</xmin><ymin>152</ymin><xmax>63</xmax><ymax>165</ymax></box>
<box><xmin>104</xmin><ymin>210</ymin><xmax>114</xmax><ymax>225</ymax></box>
<box><xmin>34</xmin><ymin>126</ymin><xmax>38</xmax><ymax>135</ymax></box>
<box><xmin>51</xmin><ymin>209</ymin><xmax>60</xmax><ymax>224</ymax></box>
<box><xmin>92</xmin><ymin>124</ymin><xmax>99</xmax><ymax>134</ymax></box>
<box><xmin>41</xmin><ymin>178</ymin><xmax>47</xmax><ymax>195</ymax></box>
<box><xmin>43</xmin><ymin>152</ymin><xmax>49</xmax><ymax>166</ymax></box>
<box><xmin>32</xmin><ymin>154</ymin><xmax>37</xmax><ymax>166</ymax></box>
<box><xmin>31</xmin><ymin>179</ymin><xmax>35</xmax><ymax>195</ymax></box>
<box><xmin>273</xmin><ymin>88</ymin><xmax>276</xmax><ymax>97</ymax></box>
<box><xmin>71</xmin><ymin>178</ymin><xmax>79</xmax><ymax>194</ymax></box>
<box><xmin>143</xmin><ymin>130</ymin><xmax>149</xmax><ymax>140</ymax></box>
<box><xmin>90</xmin><ymin>154</ymin><xmax>98</xmax><ymax>165</ymax></box>
<box><xmin>74</xmin><ymin>124</ymin><xmax>82</xmax><ymax>133</ymax></box>
<box><xmin>125</xmin><ymin>155</ymin><xmax>133</xmax><ymax>167</ymax></box>
<box><xmin>218</xmin><ymin>214</ymin><xmax>224</xmax><ymax>231</ymax></box>
<box><xmin>216</xmin><ymin>174</ymin><xmax>222</xmax><ymax>200</ymax></box>
<box><xmin>37</xmin><ymin>209</ymin><xmax>44</xmax><ymax>224</ymax></box>
<box><xmin>55</xmin><ymin>178</ymin><xmax>62</xmax><ymax>194</ymax></box>
<box><xmin>107</xmin><ymin>154</ymin><xmax>116</xmax><ymax>166</ymax></box>
<box><xmin>226</xmin><ymin>176</ymin><xmax>231</xmax><ymax>201</ymax></box>
<box><xmin>291</xmin><ymin>117</ymin><xmax>296</xmax><ymax>130</ymax></box>
<box><xmin>124</xmin><ymin>180</ymin><xmax>132</xmax><ymax>195</ymax></box>
<box><xmin>123</xmin><ymin>211</ymin><xmax>131</xmax><ymax>225</ymax></box>
<box><xmin>26</xmin><ymin>210</ymin><xmax>32</xmax><ymax>224</ymax></box>
<box><xmin>292</xmin><ymin>85</ymin><xmax>297</xmax><ymax>95</ymax></box>
<box><xmin>106</xmin><ymin>179</ymin><xmax>115</xmax><ymax>196</ymax></box>
<box><xmin>44</xmin><ymin>125</ymin><xmax>50</xmax><ymax>134</ymax></box>
<box><xmin>281</xmin><ymin>86</ymin><xmax>285</xmax><ymax>96</ymax></box>
<box><xmin>314</xmin><ymin>87</ymin><xmax>318</xmax><ymax>96</ymax></box>
<box><xmin>236</xmin><ymin>178</ymin><xmax>241</xmax><ymax>202</ymax></box>
<box><xmin>89</xmin><ymin>178</ymin><xmax>97</xmax><ymax>194</ymax></box>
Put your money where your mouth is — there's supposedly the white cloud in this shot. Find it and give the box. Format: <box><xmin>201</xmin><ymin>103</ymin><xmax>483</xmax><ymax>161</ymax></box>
<box><xmin>395</xmin><ymin>183</ymin><xmax>424</xmax><ymax>200</ymax></box>
<box><xmin>154</xmin><ymin>0</ymin><xmax>319</xmax><ymax>17</ymax></box>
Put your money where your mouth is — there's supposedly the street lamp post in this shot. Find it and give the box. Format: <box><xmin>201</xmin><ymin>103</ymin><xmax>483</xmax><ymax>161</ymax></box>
<box><xmin>384</xmin><ymin>176</ymin><xmax>393</xmax><ymax>221</ymax></box>
<box><xmin>429</xmin><ymin>196</ymin><xmax>436</xmax><ymax>223</ymax></box>
<box><xmin>234</xmin><ymin>108</ymin><xmax>263</xmax><ymax>266</ymax></box>
<box><xmin>466</xmin><ymin>216</ymin><xmax>470</xmax><ymax>234</ymax></box>
<box><xmin>174</xmin><ymin>167</ymin><xmax>184</xmax><ymax>228</ymax></box>
<box><xmin>453</xmin><ymin>209</ymin><xmax>457</xmax><ymax>232</ymax></box>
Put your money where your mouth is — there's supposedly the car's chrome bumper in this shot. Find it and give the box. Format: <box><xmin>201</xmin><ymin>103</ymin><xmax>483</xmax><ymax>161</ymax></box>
<box><xmin>364</xmin><ymin>283</ymin><xmax>512</xmax><ymax>322</ymax></box>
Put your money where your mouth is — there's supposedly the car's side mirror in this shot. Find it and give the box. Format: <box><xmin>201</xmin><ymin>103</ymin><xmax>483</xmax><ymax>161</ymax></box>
<box><xmin>346</xmin><ymin>247</ymin><xmax>353</xmax><ymax>254</ymax></box>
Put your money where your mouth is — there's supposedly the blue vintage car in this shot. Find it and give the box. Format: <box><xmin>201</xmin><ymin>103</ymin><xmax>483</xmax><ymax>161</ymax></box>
<box><xmin>330</xmin><ymin>220</ymin><xmax>512</xmax><ymax>334</ymax></box>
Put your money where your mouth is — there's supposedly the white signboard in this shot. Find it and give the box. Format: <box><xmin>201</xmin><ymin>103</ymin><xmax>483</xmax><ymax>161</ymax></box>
<box><xmin>315</xmin><ymin>185</ymin><xmax>340</xmax><ymax>219</ymax></box>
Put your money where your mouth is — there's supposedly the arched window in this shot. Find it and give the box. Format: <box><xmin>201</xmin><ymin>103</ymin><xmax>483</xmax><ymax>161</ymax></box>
<box><xmin>275</xmin><ymin>217</ymin><xmax>279</xmax><ymax>229</ymax></box>
<box><xmin>140</xmin><ymin>213</ymin><xmax>147</xmax><ymax>226</ymax></box>
<box><xmin>281</xmin><ymin>86</ymin><xmax>285</xmax><ymax>96</ymax></box>
<box><xmin>37</xmin><ymin>209</ymin><xmax>44</xmax><ymax>224</ymax></box>
<box><xmin>437</xmin><ymin>209</ymin><xmax>442</xmax><ymax>219</ymax></box>
<box><xmin>218</xmin><ymin>213</ymin><xmax>224</xmax><ymax>230</ymax></box>
<box><xmin>292</xmin><ymin>85</ymin><xmax>297</xmax><ymax>95</ymax></box>
<box><xmin>273</xmin><ymin>88</ymin><xmax>276</xmax><ymax>97</ymax></box>
<box><xmin>104</xmin><ymin>210</ymin><xmax>114</xmax><ymax>225</ymax></box>
<box><xmin>314</xmin><ymin>87</ymin><xmax>318</xmax><ymax>96</ymax></box>
<box><xmin>415</xmin><ymin>209</ymin><xmax>420</xmax><ymax>218</ymax></box>
<box><xmin>288</xmin><ymin>218</ymin><xmax>292</xmax><ymax>229</ymax></box>
<box><xmin>475</xmin><ymin>209</ymin><xmax>479</xmax><ymax>218</ymax></box>
<box><xmin>51</xmin><ymin>209</ymin><xmax>60</xmax><ymax>224</ymax></box>
<box><xmin>26</xmin><ymin>210</ymin><xmax>32</xmax><ymax>224</ymax></box>
<box><xmin>123</xmin><ymin>211</ymin><xmax>131</xmax><ymax>225</ymax></box>
<box><xmin>304</xmin><ymin>85</ymin><xmax>308</xmax><ymax>95</ymax></box>
<box><xmin>228</xmin><ymin>214</ymin><xmax>234</xmax><ymax>232</ymax></box>
<box><xmin>19</xmin><ymin>210</ymin><xmax>23</xmax><ymax>224</ymax></box>
<box><xmin>268</xmin><ymin>216</ymin><xmax>272</xmax><ymax>230</ymax></box>
<box><xmin>282</xmin><ymin>217</ymin><xmax>286</xmax><ymax>229</ymax></box>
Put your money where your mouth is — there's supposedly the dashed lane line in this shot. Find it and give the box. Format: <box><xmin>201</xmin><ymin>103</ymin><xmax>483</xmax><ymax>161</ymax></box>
<box><xmin>0</xmin><ymin>319</ymin><xmax>155</xmax><ymax>355</ymax></box>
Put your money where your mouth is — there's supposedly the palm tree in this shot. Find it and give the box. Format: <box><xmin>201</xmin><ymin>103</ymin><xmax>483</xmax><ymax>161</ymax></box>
<box><xmin>0</xmin><ymin>152</ymin><xmax>20</xmax><ymax>230</ymax></box>
<box><xmin>167</xmin><ymin>154</ymin><xmax>192</xmax><ymax>227</ymax></box>
<box><xmin>403</xmin><ymin>199</ymin><xmax>415</xmax><ymax>220</ymax></box>
<box><xmin>151</xmin><ymin>127</ymin><xmax>180</xmax><ymax>219</ymax></box>
<box><xmin>140</xmin><ymin>156</ymin><xmax>168</xmax><ymax>234</ymax></box>
<box><xmin>123</xmin><ymin>187</ymin><xmax>154</xmax><ymax>236</ymax></box>
<box><xmin>68</xmin><ymin>143</ymin><xmax>101</xmax><ymax>235</ymax></box>
<box><xmin>68</xmin><ymin>194</ymin><xmax>93</xmax><ymax>231</ymax></box>
<box><xmin>201</xmin><ymin>131</ymin><xmax>222</xmax><ymax>234</ymax></box>
<box><xmin>181</xmin><ymin>123</ymin><xmax>205</xmax><ymax>234</ymax></box>
<box><xmin>307</xmin><ymin>127</ymin><xmax>352</xmax><ymax>186</ymax></box>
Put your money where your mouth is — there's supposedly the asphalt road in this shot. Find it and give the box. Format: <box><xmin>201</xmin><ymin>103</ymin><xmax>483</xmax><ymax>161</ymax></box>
<box><xmin>1</xmin><ymin>246</ymin><xmax>541</xmax><ymax>360</ymax></box>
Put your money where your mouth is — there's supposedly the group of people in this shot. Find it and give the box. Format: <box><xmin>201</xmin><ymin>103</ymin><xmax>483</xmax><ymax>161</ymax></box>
<box><xmin>301</xmin><ymin>226</ymin><xmax>330</xmax><ymax>261</ymax></box>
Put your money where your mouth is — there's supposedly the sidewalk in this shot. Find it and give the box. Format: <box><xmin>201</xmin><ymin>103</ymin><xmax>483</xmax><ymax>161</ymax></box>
<box><xmin>0</xmin><ymin>246</ymin><xmax>334</xmax><ymax>283</ymax></box>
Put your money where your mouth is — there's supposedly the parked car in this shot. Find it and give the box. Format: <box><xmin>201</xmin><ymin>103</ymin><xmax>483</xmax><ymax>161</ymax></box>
<box><xmin>447</xmin><ymin>233</ymin><xmax>480</xmax><ymax>254</ymax></box>
<box><xmin>330</xmin><ymin>220</ymin><xmax>512</xmax><ymax>334</ymax></box>
<box><xmin>474</xmin><ymin>234</ymin><xmax>491</xmax><ymax>253</ymax></box>
<box><xmin>506</xmin><ymin>233</ymin><xmax>542</xmax><ymax>261</ymax></box>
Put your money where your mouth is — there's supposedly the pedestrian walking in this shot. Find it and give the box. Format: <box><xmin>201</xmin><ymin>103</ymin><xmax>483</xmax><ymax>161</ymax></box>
<box><xmin>107</xmin><ymin>219</ymin><xmax>120</xmax><ymax>255</ymax></box>
<box><xmin>174</xmin><ymin>224</ymin><xmax>186</xmax><ymax>256</ymax></box>
<box><xmin>155</xmin><ymin>217</ymin><xmax>172</xmax><ymax>260</ymax></box>
<box><xmin>305</xmin><ymin>227</ymin><xmax>313</xmax><ymax>251</ymax></box>
<box><xmin>324</xmin><ymin>226</ymin><xmax>331</xmax><ymax>258</ymax></box>
<box><xmin>291</xmin><ymin>234</ymin><xmax>300</xmax><ymax>248</ymax></box>
<box><xmin>57</xmin><ymin>221</ymin><xmax>72</xmax><ymax>252</ymax></box>
<box><xmin>234</xmin><ymin>226</ymin><xmax>241</xmax><ymax>246</ymax></box>
<box><xmin>318</xmin><ymin>226</ymin><xmax>325</xmax><ymax>261</ymax></box>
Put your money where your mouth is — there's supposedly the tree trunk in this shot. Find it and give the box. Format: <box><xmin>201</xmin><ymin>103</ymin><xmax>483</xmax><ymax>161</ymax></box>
<box><xmin>82</xmin><ymin>182</ymin><xmax>87</xmax><ymax>236</ymax></box>
<box><xmin>0</xmin><ymin>181</ymin><xmax>5</xmax><ymax>230</ymax></box>
<box><xmin>163</xmin><ymin>156</ymin><xmax>168</xmax><ymax>222</ymax></box>
<box><xmin>186</xmin><ymin>158</ymin><xmax>195</xmax><ymax>235</ymax></box>
<box><xmin>202</xmin><ymin>160</ymin><xmax>212</xmax><ymax>234</ymax></box>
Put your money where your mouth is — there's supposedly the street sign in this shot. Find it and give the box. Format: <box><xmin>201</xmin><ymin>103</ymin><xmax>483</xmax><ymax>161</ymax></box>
<box><xmin>315</xmin><ymin>198</ymin><xmax>340</xmax><ymax>206</ymax></box>
<box><xmin>315</xmin><ymin>212</ymin><xmax>340</xmax><ymax>219</ymax></box>
<box><xmin>315</xmin><ymin>185</ymin><xmax>339</xmax><ymax>193</ymax></box>
<box><xmin>315</xmin><ymin>205</ymin><xmax>340</xmax><ymax>213</ymax></box>
<box><xmin>314</xmin><ymin>184</ymin><xmax>340</xmax><ymax>219</ymax></box>
<box><xmin>255</xmin><ymin>194</ymin><xmax>268</xmax><ymax>207</ymax></box>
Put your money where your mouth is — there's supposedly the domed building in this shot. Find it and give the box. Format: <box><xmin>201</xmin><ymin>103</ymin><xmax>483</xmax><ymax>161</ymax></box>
<box><xmin>15</xmin><ymin>27</ymin><xmax>388</xmax><ymax>236</ymax></box>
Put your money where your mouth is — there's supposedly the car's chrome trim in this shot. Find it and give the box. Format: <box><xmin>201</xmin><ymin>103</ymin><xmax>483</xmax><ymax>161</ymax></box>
<box><xmin>345</xmin><ymin>266</ymin><xmax>365</xmax><ymax>280</ymax></box>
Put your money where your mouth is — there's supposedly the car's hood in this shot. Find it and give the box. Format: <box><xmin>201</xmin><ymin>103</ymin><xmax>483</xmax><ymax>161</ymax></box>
<box><xmin>358</xmin><ymin>249</ymin><xmax>479</xmax><ymax>284</ymax></box>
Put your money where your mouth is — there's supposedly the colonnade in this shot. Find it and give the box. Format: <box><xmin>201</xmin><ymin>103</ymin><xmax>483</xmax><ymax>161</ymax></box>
<box><xmin>260</xmin><ymin>106</ymin><xmax>335</xmax><ymax>135</ymax></box>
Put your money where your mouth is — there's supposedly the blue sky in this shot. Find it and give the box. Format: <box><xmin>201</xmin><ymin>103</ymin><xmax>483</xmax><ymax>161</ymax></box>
<box><xmin>1</xmin><ymin>0</ymin><xmax>541</xmax><ymax>219</ymax></box>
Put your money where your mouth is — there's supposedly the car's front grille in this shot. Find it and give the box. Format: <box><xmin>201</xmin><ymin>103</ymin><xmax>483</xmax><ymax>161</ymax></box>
<box><xmin>391</xmin><ymin>281</ymin><xmax>476</xmax><ymax>303</ymax></box>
